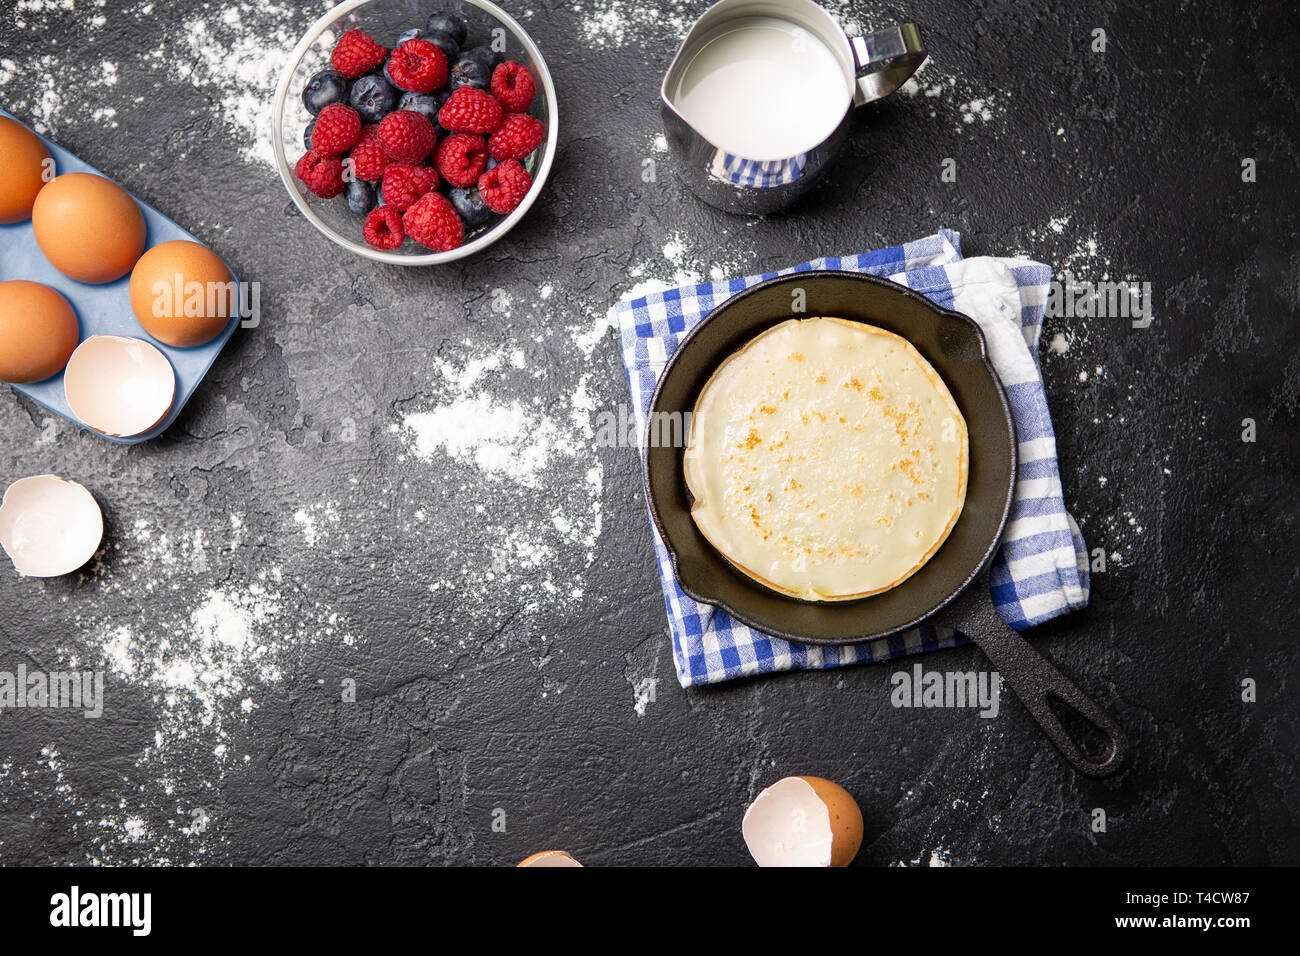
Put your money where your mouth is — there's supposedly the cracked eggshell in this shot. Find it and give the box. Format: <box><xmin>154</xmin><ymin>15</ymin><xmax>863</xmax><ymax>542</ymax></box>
<box><xmin>0</xmin><ymin>475</ymin><xmax>103</xmax><ymax>577</ymax></box>
<box><xmin>742</xmin><ymin>775</ymin><xmax>864</xmax><ymax>867</ymax></box>
<box><xmin>63</xmin><ymin>334</ymin><xmax>176</xmax><ymax>437</ymax></box>
<box><xmin>517</xmin><ymin>851</ymin><xmax>583</xmax><ymax>867</ymax></box>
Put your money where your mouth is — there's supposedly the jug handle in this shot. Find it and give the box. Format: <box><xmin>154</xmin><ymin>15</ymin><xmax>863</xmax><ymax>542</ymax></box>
<box><xmin>850</xmin><ymin>24</ymin><xmax>928</xmax><ymax>106</ymax></box>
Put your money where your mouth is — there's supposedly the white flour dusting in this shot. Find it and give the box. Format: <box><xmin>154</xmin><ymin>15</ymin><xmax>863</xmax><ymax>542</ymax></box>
<box><xmin>573</xmin><ymin>0</ymin><xmax>867</xmax><ymax>52</ymax></box>
<box><xmin>574</xmin><ymin>0</ymin><xmax>693</xmax><ymax>49</ymax></box>
<box><xmin>395</xmin><ymin>333</ymin><xmax>605</xmax><ymax>609</ymax></box>
<box><xmin>900</xmin><ymin>59</ymin><xmax>1007</xmax><ymax>131</ymax></box>
<box><xmin>401</xmin><ymin>394</ymin><xmax>573</xmax><ymax>489</ymax></box>
<box><xmin>892</xmin><ymin>846</ymin><xmax>955</xmax><ymax>866</ymax></box>
<box><xmin>37</xmin><ymin>510</ymin><xmax>357</xmax><ymax>862</ymax></box>
<box><xmin>145</xmin><ymin>1</ymin><xmax>302</xmax><ymax>166</ymax></box>
<box><xmin>0</xmin><ymin>0</ymin><xmax>301</xmax><ymax>153</ymax></box>
<box><xmin>395</xmin><ymin>227</ymin><xmax>757</xmax><ymax>618</ymax></box>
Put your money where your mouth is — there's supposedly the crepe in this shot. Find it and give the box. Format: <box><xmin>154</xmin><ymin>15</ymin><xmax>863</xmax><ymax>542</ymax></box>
<box><xmin>684</xmin><ymin>316</ymin><xmax>968</xmax><ymax>601</ymax></box>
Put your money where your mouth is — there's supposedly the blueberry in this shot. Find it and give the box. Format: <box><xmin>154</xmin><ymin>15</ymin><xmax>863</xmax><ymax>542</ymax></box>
<box><xmin>350</xmin><ymin>74</ymin><xmax>397</xmax><ymax>123</ymax></box>
<box><xmin>463</xmin><ymin>44</ymin><xmax>501</xmax><ymax>70</ymax></box>
<box><xmin>302</xmin><ymin>69</ymin><xmax>348</xmax><ymax>115</ymax></box>
<box><xmin>346</xmin><ymin>179</ymin><xmax>376</xmax><ymax>215</ymax></box>
<box><xmin>303</xmin><ymin>117</ymin><xmax>316</xmax><ymax>150</ymax></box>
<box><xmin>395</xmin><ymin>27</ymin><xmax>424</xmax><ymax>46</ymax></box>
<box><xmin>448</xmin><ymin>54</ymin><xmax>491</xmax><ymax>91</ymax></box>
<box><xmin>425</xmin><ymin>11</ymin><xmax>467</xmax><ymax>46</ymax></box>
<box><xmin>397</xmin><ymin>91</ymin><xmax>441</xmax><ymax>123</ymax></box>
<box><xmin>448</xmin><ymin>186</ymin><xmax>493</xmax><ymax>227</ymax></box>
<box><xmin>424</xmin><ymin>30</ymin><xmax>460</xmax><ymax>60</ymax></box>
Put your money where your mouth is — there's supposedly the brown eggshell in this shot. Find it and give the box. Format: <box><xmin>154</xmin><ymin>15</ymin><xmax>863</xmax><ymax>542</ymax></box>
<box><xmin>63</xmin><ymin>334</ymin><xmax>175</xmax><ymax>437</ymax></box>
<box><xmin>0</xmin><ymin>280</ymin><xmax>81</xmax><ymax>383</ymax></box>
<box><xmin>517</xmin><ymin>851</ymin><xmax>583</xmax><ymax>867</ymax></box>
<box><xmin>798</xmin><ymin>776</ymin><xmax>864</xmax><ymax>867</ymax></box>
<box><xmin>0</xmin><ymin>116</ymin><xmax>52</xmax><ymax>224</ymax></box>
<box><xmin>128</xmin><ymin>240</ymin><xmax>235</xmax><ymax>348</ymax></box>
<box><xmin>32</xmin><ymin>172</ymin><xmax>146</xmax><ymax>284</ymax></box>
<box><xmin>0</xmin><ymin>475</ymin><xmax>104</xmax><ymax>577</ymax></box>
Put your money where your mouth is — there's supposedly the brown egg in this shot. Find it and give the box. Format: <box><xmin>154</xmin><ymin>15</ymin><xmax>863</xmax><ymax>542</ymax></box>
<box><xmin>0</xmin><ymin>280</ymin><xmax>81</xmax><ymax>384</ymax></box>
<box><xmin>129</xmin><ymin>240</ymin><xmax>235</xmax><ymax>348</ymax></box>
<box><xmin>32</xmin><ymin>172</ymin><xmax>146</xmax><ymax>284</ymax></box>
<box><xmin>0</xmin><ymin>116</ymin><xmax>52</xmax><ymax>224</ymax></box>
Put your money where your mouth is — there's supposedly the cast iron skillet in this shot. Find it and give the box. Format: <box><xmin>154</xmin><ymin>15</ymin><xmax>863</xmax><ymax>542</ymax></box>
<box><xmin>644</xmin><ymin>271</ymin><xmax>1128</xmax><ymax>777</ymax></box>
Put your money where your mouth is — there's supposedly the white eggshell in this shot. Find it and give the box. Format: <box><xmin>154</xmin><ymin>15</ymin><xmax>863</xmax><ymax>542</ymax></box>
<box><xmin>0</xmin><ymin>475</ymin><xmax>104</xmax><ymax>577</ymax></box>
<box><xmin>63</xmin><ymin>334</ymin><xmax>175</xmax><ymax>437</ymax></box>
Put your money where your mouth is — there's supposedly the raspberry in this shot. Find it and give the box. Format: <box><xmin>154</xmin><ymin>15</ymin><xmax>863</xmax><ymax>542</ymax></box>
<box><xmin>487</xmin><ymin>113</ymin><xmax>544</xmax><ymax>161</ymax></box>
<box><xmin>310</xmin><ymin>102</ymin><xmax>360</xmax><ymax>155</ymax></box>
<box><xmin>490</xmin><ymin>61</ymin><xmax>535</xmax><ymax>113</ymax></box>
<box><xmin>411</xmin><ymin>165</ymin><xmax>439</xmax><ymax>193</ymax></box>
<box><xmin>363</xmin><ymin>206</ymin><xmax>405</xmax><ymax>249</ymax></box>
<box><xmin>438</xmin><ymin>87</ymin><xmax>503</xmax><ymax>134</ymax></box>
<box><xmin>477</xmin><ymin>158</ymin><xmax>531</xmax><ymax>213</ymax></box>
<box><xmin>348</xmin><ymin>127</ymin><xmax>388</xmax><ymax>181</ymax></box>
<box><xmin>331</xmin><ymin>29</ymin><xmax>388</xmax><ymax>79</ymax></box>
<box><xmin>433</xmin><ymin>133</ymin><xmax>488</xmax><ymax>188</ymax></box>
<box><xmin>295</xmin><ymin>149</ymin><xmax>345</xmax><ymax>198</ymax></box>
<box><xmin>385</xmin><ymin>38</ymin><xmax>448</xmax><ymax>93</ymax></box>
<box><xmin>404</xmin><ymin>191</ymin><xmax>464</xmax><ymax>251</ymax></box>
<box><xmin>377</xmin><ymin>109</ymin><xmax>437</xmax><ymax>163</ymax></box>
<box><xmin>381</xmin><ymin>163</ymin><xmax>439</xmax><ymax>211</ymax></box>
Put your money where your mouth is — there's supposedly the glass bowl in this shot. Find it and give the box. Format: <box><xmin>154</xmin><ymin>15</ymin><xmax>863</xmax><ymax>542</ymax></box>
<box><xmin>272</xmin><ymin>0</ymin><xmax>557</xmax><ymax>265</ymax></box>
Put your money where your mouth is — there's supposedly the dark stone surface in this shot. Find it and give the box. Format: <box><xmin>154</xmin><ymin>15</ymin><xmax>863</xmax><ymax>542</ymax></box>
<box><xmin>0</xmin><ymin>0</ymin><xmax>1296</xmax><ymax>866</ymax></box>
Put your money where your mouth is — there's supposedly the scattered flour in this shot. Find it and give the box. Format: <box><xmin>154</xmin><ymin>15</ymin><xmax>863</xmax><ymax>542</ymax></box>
<box><xmin>574</xmin><ymin>0</ymin><xmax>693</xmax><ymax>49</ymax></box>
<box><xmin>34</xmin><ymin>510</ymin><xmax>358</xmax><ymax>863</ymax></box>
<box><xmin>401</xmin><ymin>394</ymin><xmax>574</xmax><ymax>488</ymax></box>
<box><xmin>146</xmin><ymin>1</ymin><xmax>302</xmax><ymax>166</ymax></box>
<box><xmin>900</xmin><ymin>59</ymin><xmax>1007</xmax><ymax>131</ymax></box>
<box><xmin>893</xmin><ymin>846</ymin><xmax>955</xmax><ymax>866</ymax></box>
<box><xmin>0</xmin><ymin>0</ymin><xmax>301</xmax><ymax>154</ymax></box>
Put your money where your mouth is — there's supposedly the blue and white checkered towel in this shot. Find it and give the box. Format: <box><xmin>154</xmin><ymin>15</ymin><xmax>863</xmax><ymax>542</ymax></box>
<box><xmin>615</xmin><ymin>230</ymin><xmax>1090</xmax><ymax>687</ymax></box>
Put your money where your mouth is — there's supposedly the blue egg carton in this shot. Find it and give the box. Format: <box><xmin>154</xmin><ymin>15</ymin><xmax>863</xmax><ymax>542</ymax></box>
<box><xmin>0</xmin><ymin>108</ymin><xmax>240</xmax><ymax>444</ymax></box>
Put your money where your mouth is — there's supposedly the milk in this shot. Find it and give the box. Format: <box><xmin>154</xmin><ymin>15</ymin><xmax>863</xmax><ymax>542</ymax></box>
<box><xmin>670</xmin><ymin>16</ymin><xmax>850</xmax><ymax>161</ymax></box>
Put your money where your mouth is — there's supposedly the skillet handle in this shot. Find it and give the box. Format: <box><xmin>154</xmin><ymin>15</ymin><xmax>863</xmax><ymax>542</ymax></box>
<box><xmin>968</xmin><ymin>624</ymin><xmax>1129</xmax><ymax>778</ymax></box>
